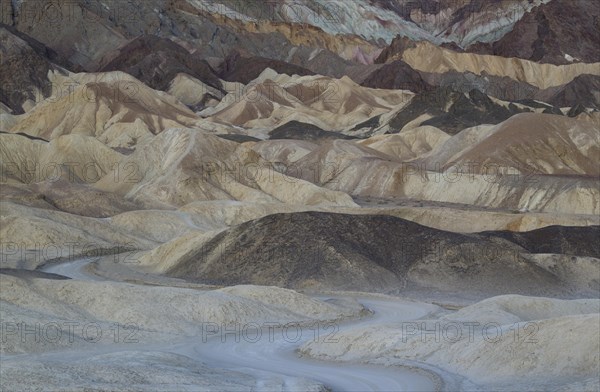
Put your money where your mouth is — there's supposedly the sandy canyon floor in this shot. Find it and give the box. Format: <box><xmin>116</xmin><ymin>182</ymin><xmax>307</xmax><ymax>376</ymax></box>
<box><xmin>1</xmin><ymin>0</ymin><xmax>600</xmax><ymax>391</ymax></box>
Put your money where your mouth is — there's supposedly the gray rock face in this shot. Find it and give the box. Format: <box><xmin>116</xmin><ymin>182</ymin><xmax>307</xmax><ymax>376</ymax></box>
<box><xmin>0</xmin><ymin>26</ymin><xmax>63</xmax><ymax>114</ymax></box>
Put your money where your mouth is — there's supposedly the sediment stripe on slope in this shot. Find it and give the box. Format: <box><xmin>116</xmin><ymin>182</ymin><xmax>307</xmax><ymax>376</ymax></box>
<box><xmin>399</xmin><ymin>41</ymin><xmax>600</xmax><ymax>90</ymax></box>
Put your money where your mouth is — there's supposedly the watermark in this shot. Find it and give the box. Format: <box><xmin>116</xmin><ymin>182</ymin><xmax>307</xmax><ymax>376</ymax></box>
<box><xmin>401</xmin><ymin>321</ymin><xmax>539</xmax><ymax>344</ymax></box>
<box><xmin>219</xmin><ymin>79</ymin><xmax>344</xmax><ymax>106</ymax></box>
<box><xmin>406</xmin><ymin>83</ymin><xmax>539</xmax><ymax>107</ymax></box>
<box><xmin>188</xmin><ymin>238</ymin><xmax>330</xmax><ymax>266</ymax></box>
<box><xmin>0</xmin><ymin>158</ymin><xmax>543</xmax><ymax>190</ymax></box>
<box><xmin>200</xmin><ymin>321</ymin><xmax>340</xmax><ymax>344</ymax></box>
<box><xmin>188</xmin><ymin>0</ymin><xmax>539</xmax><ymax>29</ymax></box>
<box><xmin>2</xmin><ymin>0</ymin><xmax>144</xmax><ymax>27</ymax></box>
<box><xmin>196</xmin><ymin>160</ymin><xmax>340</xmax><ymax>185</ymax></box>
<box><xmin>1</xmin><ymin>77</ymin><xmax>349</xmax><ymax>111</ymax></box>
<box><xmin>1</xmin><ymin>69</ymin><xmax>543</xmax><ymax>113</ymax></box>
<box><xmin>0</xmin><ymin>241</ymin><xmax>139</xmax><ymax>265</ymax></box>
<box><xmin>0</xmin><ymin>319</ymin><xmax>543</xmax><ymax>349</ymax></box>
<box><xmin>1</xmin><ymin>321</ymin><xmax>139</xmax><ymax>344</ymax></box>
<box><xmin>0</xmin><ymin>320</ymin><xmax>337</xmax><ymax>346</ymax></box>
<box><xmin>389</xmin><ymin>161</ymin><xmax>540</xmax><ymax>185</ymax></box>
<box><xmin>0</xmin><ymin>161</ymin><xmax>142</xmax><ymax>184</ymax></box>
<box><xmin>0</xmin><ymin>159</ymin><xmax>336</xmax><ymax>186</ymax></box>
<box><xmin>432</xmin><ymin>81</ymin><xmax>538</xmax><ymax>102</ymax></box>
<box><xmin>181</xmin><ymin>237</ymin><xmax>521</xmax><ymax>268</ymax></box>
<box><xmin>211</xmin><ymin>78</ymin><xmax>539</xmax><ymax>108</ymax></box>
<box><xmin>196</xmin><ymin>1</ymin><xmax>345</xmax><ymax>26</ymax></box>
<box><xmin>394</xmin><ymin>240</ymin><xmax>521</xmax><ymax>265</ymax></box>
<box><xmin>2</xmin><ymin>63</ymin><xmax>544</xmax><ymax>120</ymax></box>
<box><xmin>193</xmin><ymin>160</ymin><xmax>541</xmax><ymax>187</ymax></box>
<box><xmin>403</xmin><ymin>0</ymin><xmax>539</xmax><ymax>27</ymax></box>
<box><xmin>2</xmin><ymin>77</ymin><xmax>143</xmax><ymax>108</ymax></box>
<box><xmin>2</xmin><ymin>0</ymin><xmax>540</xmax><ymax>30</ymax></box>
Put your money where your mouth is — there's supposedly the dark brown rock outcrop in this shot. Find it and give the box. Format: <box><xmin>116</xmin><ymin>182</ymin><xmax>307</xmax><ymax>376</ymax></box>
<box><xmin>467</xmin><ymin>0</ymin><xmax>600</xmax><ymax>65</ymax></box>
<box><xmin>220</xmin><ymin>51</ymin><xmax>315</xmax><ymax>84</ymax></box>
<box><xmin>99</xmin><ymin>35</ymin><xmax>223</xmax><ymax>91</ymax></box>
<box><xmin>166</xmin><ymin>212</ymin><xmax>599</xmax><ymax>296</ymax></box>
<box><xmin>360</xmin><ymin>60</ymin><xmax>432</xmax><ymax>93</ymax></box>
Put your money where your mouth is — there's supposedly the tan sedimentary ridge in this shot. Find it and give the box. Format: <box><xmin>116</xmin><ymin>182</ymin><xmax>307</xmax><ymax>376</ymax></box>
<box><xmin>358</xmin><ymin>126</ymin><xmax>450</xmax><ymax>161</ymax></box>
<box><xmin>6</xmin><ymin>71</ymin><xmax>199</xmax><ymax>142</ymax></box>
<box><xmin>208</xmin><ymin>70</ymin><xmax>413</xmax><ymax>131</ymax></box>
<box><xmin>0</xmin><ymin>133</ymin><xmax>123</xmax><ymax>184</ymax></box>
<box><xmin>94</xmin><ymin>128</ymin><xmax>358</xmax><ymax>208</ymax></box>
<box><xmin>399</xmin><ymin>41</ymin><xmax>600</xmax><ymax>89</ymax></box>
<box><xmin>282</xmin><ymin>141</ymin><xmax>599</xmax><ymax>215</ymax></box>
<box><xmin>419</xmin><ymin>113</ymin><xmax>600</xmax><ymax>176</ymax></box>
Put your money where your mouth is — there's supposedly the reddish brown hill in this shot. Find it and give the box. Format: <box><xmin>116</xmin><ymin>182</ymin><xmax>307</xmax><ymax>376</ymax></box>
<box><xmin>99</xmin><ymin>35</ymin><xmax>222</xmax><ymax>92</ymax></box>
<box><xmin>467</xmin><ymin>0</ymin><xmax>600</xmax><ymax>65</ymax></box>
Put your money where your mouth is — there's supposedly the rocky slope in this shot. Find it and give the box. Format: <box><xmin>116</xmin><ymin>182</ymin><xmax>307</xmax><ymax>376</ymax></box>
<box><xmin>2</xmin><ymin>2</ymin><xmax>599</xmax><ymax>390</ymax></box>
<box><xmin>0</xmin><ymin>25</ymin><xmax>71</xmax><ymax>114</ymax></box>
